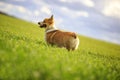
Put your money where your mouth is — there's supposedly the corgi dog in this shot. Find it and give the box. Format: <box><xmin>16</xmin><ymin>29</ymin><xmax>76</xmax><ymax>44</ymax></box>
<box><xmin>38</xmin><ymin>15</ymin><xmax>79</xmax><ymax>51</ymax></box>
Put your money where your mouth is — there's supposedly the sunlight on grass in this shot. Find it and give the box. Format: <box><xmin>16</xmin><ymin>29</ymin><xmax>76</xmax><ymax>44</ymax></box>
<box><xmin>0</xmin><ymin>14</ymin><xmax>120</xmax><ymax>80</ymax></box>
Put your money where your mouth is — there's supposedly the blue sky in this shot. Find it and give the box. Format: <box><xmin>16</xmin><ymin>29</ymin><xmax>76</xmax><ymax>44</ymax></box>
<box><xmin>0</xmin><ymin>0</ymin><xmax>120</xmax><ymax>44</ymax></box>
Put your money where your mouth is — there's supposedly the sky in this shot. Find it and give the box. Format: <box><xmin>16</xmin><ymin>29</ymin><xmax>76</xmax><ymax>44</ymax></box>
<box><xmin>0</xmin><ymin>0</ymin><xmax>120</xmax><ymax>44</ymax></box>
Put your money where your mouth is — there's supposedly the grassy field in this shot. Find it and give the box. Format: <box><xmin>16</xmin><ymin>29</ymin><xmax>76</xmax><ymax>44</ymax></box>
<box><xmin>0</xmin><ymin>14</ymin><xmax>120</xmax><ymax>80</ymax></box>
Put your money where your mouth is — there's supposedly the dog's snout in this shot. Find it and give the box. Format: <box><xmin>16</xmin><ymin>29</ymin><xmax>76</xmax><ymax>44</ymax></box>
<box><xmin>38</xmin><ymin>22</ymin><xmax>40</xmax><ymax>25</ymax></box>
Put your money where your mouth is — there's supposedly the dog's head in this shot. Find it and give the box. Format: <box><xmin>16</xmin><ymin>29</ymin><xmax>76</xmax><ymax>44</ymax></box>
<box><xmin>38</xmin><ymin>15</ymin><xmax>54</xmax><ymax>29</ymax></box>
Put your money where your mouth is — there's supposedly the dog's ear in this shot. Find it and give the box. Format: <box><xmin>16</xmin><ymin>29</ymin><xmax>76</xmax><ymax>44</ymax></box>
<box><xmin>50</xmin><ymin>15</ymin><xmax>54</xmax><ymax>20</ymax></box>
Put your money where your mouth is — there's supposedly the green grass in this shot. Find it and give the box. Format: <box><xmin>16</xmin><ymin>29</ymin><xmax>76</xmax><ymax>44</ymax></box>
<box><xmin>0</xmin><ymin>14</ymin><xmax>120</xmax><ymax>80</ymax></box>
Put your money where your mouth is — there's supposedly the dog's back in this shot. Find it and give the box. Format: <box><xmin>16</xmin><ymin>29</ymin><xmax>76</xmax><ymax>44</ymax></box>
<box><xmin>46</xmin><ymin>30</ymin><xmax>79</xmax><ymax>51</ymax></box>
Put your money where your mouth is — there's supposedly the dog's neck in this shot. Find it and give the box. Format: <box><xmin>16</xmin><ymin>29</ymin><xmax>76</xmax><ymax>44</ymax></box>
<box><xmin>45</xmin><ymin>25</ymin><xmax>58</xmax><ymax>33</ymax></box>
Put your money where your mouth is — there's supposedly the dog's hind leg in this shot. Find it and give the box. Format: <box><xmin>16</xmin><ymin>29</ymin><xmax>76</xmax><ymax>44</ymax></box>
<box><xmin>66</xmin><ymin>45</ymin><xmax>71</xmax><ymax>51</ymax></box>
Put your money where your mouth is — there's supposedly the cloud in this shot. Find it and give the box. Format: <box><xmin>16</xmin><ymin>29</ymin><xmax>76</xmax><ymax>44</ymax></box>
<box><xmin>0</xmin><ymin>2</ymin><xmax>32</xmax><ymax>15</ymax></box>
<box><xmin>59</xmin><ymin>0</ymin><xmax>66</xmax><ymax>2</ymax></box>
<box><xmin>60</xmin><ymin>7</ymin><xmax>89</xmax><ymax>18</ymax></box>
<box><xmin>40</xmin><ymin>6</ymin><xmax>51</xmax><ymax>15</ymax></box>
<box><xmin>12</xmin><ymin>0</ymin><xmax>26</xmax><ymax>2</ymax></box>
<box><xmin>0</xmin><ymin>1</ymin><xmax>33</xmax><ymax>22</ymax></box>
<box><xmin>34</xmin><ymin>10</ymin><xmax>40</xmax><ymax>16</ymax></box>
<box><xmin>80</xmin><ymin>0</ymin><xmax>94</xmax><ymax>7</ymax></box>
<box><xmin>0</xmin><ymin>2</ymin><xmax>12</xmax><ymax>13</ymax></box>
<box><xmin>59</xmin><ymin>0</ymin><xmax>94</xmax><ymax>7</ymax></box>
<box><xmin>102</xmin><ymin>36</ymin><xmax>120</xmax><ymax>44</ymax></box>
<box><xmin>75</xmin><ymin>11</ymin><xmax>89</xmax><ymax>17</ymax></box>
<box><xmin>54</xmin><ymin>17</ymin><xmax>64</xmax><ymax>28</ymax></box>
<box><xmin>32</xmin><ymin>0</ymin><xmax>50</xmax><ymax>7</ymax></box>
<box><xmin>101</xmin><ymin>31</ymin><xmax>120</xmax><ymax>44</ymax></box>
<box><xmin>102</xmin><ymin>0</ymin><xmax>120</xmax><ymax>18</ymax></box>
<box><xmin>32</xmin><ymin>0</ymin><xmax>52</xmax><ymax>15</ymax></box>
<box><xmin>18</xmin><ymin>6</ymin><xmax>26</xmax><ymax>13</ymax></box>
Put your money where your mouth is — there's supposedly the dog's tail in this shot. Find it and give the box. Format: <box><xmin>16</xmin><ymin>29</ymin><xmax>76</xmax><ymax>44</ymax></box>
<box><xmin>72</xmin><ymin>33</ymin><xmax>77</xmax><ymax>39</ymax></box>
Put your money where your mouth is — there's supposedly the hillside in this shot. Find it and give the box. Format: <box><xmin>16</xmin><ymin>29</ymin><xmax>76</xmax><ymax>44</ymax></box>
<box><xmin>0</xmin><ymin>14</ymin><xmax>120</xmax><ymax>80</ymax></box>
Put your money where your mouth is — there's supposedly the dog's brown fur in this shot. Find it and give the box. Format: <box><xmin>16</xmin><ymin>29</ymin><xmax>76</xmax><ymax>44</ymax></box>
<box><xmin>38</xmin><ymin>15</ymin><xmax>79</xmax><ymax>51</ymax></box>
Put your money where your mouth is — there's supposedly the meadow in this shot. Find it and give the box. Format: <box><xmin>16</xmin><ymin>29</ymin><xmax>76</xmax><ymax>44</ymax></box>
<box><xmin>0</xmin><ymin>14</ymin><xmax>120</xmax><ymax>80</ymax></box>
